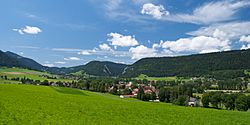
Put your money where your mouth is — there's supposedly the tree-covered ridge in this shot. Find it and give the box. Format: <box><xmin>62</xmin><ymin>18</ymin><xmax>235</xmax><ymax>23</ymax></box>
<box><xmin>123</xmin><ymin>49</ymin><xmax>250</xmax><ymax>77</ymax></box>
<box><xmin>0</xmin><ymin>50</ymin><xmax>45</xmax><ymax>71</ymax></box>
<box><xmin>0</xmin><ymin>50</ymin><xmax>127</xmax><ymax>77</ymax></box>
<box><xmin>1</xmin><ymin>49</ymin><xmax>250</xmax><ymax>77</ymax></box>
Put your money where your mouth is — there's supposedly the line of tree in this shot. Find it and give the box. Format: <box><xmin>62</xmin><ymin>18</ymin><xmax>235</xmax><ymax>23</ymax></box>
<box><xmin>157</xmin><ymin>84</ymin><xmax>196</xmax><ymax>106</ymax></box>
<box><xmin>217</xmin><ymin>78</ymin><xmax>248</xmax><ymax>90</ymax></box>
<box><xmin>202</xmin><ymin>92</ymin><xmax>250</xmax><ymax>111</ymax></box>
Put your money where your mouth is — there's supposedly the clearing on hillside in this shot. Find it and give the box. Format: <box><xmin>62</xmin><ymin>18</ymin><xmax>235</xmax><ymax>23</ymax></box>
<box><xmin>0</xmin><ymin>67</ymin><xmax>72</xmax><ymax>82</ymax></box>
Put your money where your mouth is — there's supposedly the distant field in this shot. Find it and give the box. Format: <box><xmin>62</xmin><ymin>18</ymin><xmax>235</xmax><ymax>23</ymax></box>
<box><xmin>0</xmin><ymin>67</ymin><xmax>72</xmax><ymax>82</ymax></box>
<box><xmin>0</xmin><ymin>84</ymin><xmax>250</xmax><ymax>125</ymax></box>
<box><xmin>135</xmin><ymin>74</ymin><xmax>178</xmax><ymax>81</ymax></box>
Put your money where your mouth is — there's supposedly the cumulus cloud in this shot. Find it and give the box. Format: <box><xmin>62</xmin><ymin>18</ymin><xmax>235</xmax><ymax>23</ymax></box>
<box><xmin>99</xmin><ymin>43</ymin><xmax>112</xmax><ymax>51</ymax></box>
<box><xmin>240</xmin><ymin>35</ymin><xmax>250</xmax><ymax>43</ymax></box>
<box><xmin>55</xmin><ymin>61</ymin><xmax>66</xmax><ymax>64</ymax></box>
<box><xmin>78</xmin><ymin>50</ymin><xmax>92</xmax><ymax>55</ymax></box>
<box><xmin>160</xmin><ymin>36</ymin><xmax>231</xmax><ymax>53</ymax></box>
<box><xmin>188</xmin><ymin>22</ymin><xmax>250</xmax><ymax>40</ymax></box>
<box><xmin>142</xmin><ymin>1</ymin><xmax>250</xmax><ymax>24</ymax></box>
<box><xmin>13</xmin><ymin>26</ymin><xmax>42</xmax><ymax>35</ymax></box>
<box><xmin>43</xmin><ymin>63</ymin><xmax>55</xmax><ymax>67</ymax></box>
<box><xmin>132</xmin><ymin>0</ymin><xmax>154</xmax><ymax>5</ymax></box>
<box><xmin>64</xmin><ymin>57</ymin><xmax>81</xmax><ymax>61</ymax></box>
<box><xmin>240</xmin><ymin>35</ymin><xmax>250</xmax><ymax>50</ymax></box>
<box><xmin>129</xmin><ymin>45</ymin><xmax>157</xmax><ymax>60</ymax></box>
<box><xmin>240</xmin><ymin>45</ymin><xmax>250</xmax><ymax>50</ymax></box>
<box><xmin>108</xmin><ymin>33</ymin><xmax>139</xmax><ymax>47</ymax></box>
<box><xmin>141</xmin><ymin>3</ymin><xmax>169</xmax><ymax>19</ymax></box>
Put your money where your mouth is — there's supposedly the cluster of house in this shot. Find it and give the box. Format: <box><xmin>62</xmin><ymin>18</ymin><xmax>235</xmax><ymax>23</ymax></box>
<box><xmin>109</xmin><ymin>81</ymin><xmax>200</xmax><ymax>106</ymax></box>
<box><xmin>108</xmin><ymin>81</ymin><xmax>160</xmax><ymax>102</ymax></box>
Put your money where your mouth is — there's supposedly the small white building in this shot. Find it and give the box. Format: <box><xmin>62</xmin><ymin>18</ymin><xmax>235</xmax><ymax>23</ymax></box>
<box><xmin>188</xmin><ymin>97</ymin><xmax>199</xmax><ymax>107</ymax></box>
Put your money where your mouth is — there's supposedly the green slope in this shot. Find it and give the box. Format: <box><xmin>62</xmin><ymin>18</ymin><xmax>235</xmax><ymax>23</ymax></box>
<box><xmin>123</xmin><ymin>49</ymin><xmax>250</xmax><ymax>77</ymax></box>
<box><xmin>0</xmin><ymin>67</ymin><xmax>72</xmax><ymax>82</ymax></box>
<box><xmin>0</xmin><ymin>84</ymin><xmax>250</xmax><ymax>125</ymax></box>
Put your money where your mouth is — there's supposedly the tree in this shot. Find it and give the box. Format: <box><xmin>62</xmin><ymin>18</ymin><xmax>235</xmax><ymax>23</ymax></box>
<box><xmin>137</xmin><ymin>86</ymin><xmax>145</xmax><ymax>100</ymax></box>
<box><xmin>41</xmin><ymin>80</ymin><xmax>49</xmax><ymax>86</ymax></box>
<box><xmin>202</xmin><ymin>93</ymin><xmax>210</xmax><ymax>108</ymax></box>
<box><xmin>111</xmin><ymin>85</ymin><xmax>118</xmax><ymax>95</ymax></box>
<box><xmin>123</xmin><ymin>88</ymin><xmax>132</xmax><ymax>95</ymax></box>
<box><xmin>222</xmin><ymin>94</ymin><xmax>237</xmax><ymax>110</ymax></box>
<box><xmin>143</xmin><ymin>93</ymin><xmax>151</xmax><ymax>101</ymax></box>
<box><xmin>173</xmin><ymin>95</ymin><xmax>188</xmax><ymax>106</ymax></box>
<box><xmin>210</xmin><ymin>92</ymin><xmax>222</xmax><ymax>108</ymax></box>
<box><xmin>150</xmin><ymin>92</ymin><xmax>157</xmax><ymax>100</ymax></box>
<box><xmin>247</xmin><ymin>96</ymin><xmax>250</xmax><ymax>109</ymax></box>
<box><xmin>236</xmin><ymin>95</ymin><xmax>249</xmax><ymax>111</ymax></box>
<box><xmin>159</xmin><ymin>88</ymin><xmax>166</xmax><ymax>102</ymax></box>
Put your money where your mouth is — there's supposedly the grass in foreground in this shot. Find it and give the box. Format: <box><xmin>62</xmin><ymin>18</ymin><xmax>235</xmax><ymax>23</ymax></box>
<box><xmin>0</xmin><ymin>84</ymin><xmax>250</xmax><ymax>125</ymax></box>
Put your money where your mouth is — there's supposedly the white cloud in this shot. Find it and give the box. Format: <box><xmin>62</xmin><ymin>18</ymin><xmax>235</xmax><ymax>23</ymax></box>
<box><xmin>142</xmin><ymin>1</ymin><xmax>250</xmax><ymax>24</ymax></box>
<box><xmin>78</xmin><ymin>50</ymin><xmax>92</xmax><ymax>55</ymax></box>
<box><xmin>188</xmin><ymin>22</ymin><xmax>250</xmax><ymax>40</ymax></box>
<box><xmin>55</xmin><ymin>61</ymin><xmax>66</xmax><ymax>64</ymax></box>
<box><xmin>43</xmin><ymin>63</ymin><xmax>55</xmax><ymax>67</ymax></box>
<box><xmin>160</xmin><ymin>36</ymin><xmax>231</xmax><ymax>53</ymax></box>
<box><xmin>13</xmin><ymin>26</ymin><xmax>42</xmax><ymax>35</ymax></box>
<box><xmin>132</xmin><ymin>0</ymin><xmax>154</xmax><ymax>5</ymax></box>
<box><xmin>108</xmin><ymin>33</ymin><xmax>139</xmax><ymax>47</ymax></box>
<box><xmin>141</xmin><ymin>3</ymin><xmax>169</xmax><ymax>19</ymax></box>
<box><xmin>16</xmin><ymin>46</ymin><xmax>40</xmax><ymax>49</ymax></box>
<box><xmin>99</xmin><ymin>43</ymin><xmax>112</xmax><ymax>51</ymax></box>
<box><xmin>241</xmin><ymin>44</ymin><xmax>250</xmax><ymax>50</ymax></box>
<box><xmin>240</xmin><ymin>44</ymin><xmax>250</xmax><ymax>50</ymax></box>
<box><xmin>13</xmin><ymin>29</ymin><xmax>24</xmax><ymax>35</ymax></box>
<box><xmin>52</xmin><ymin>48</ymin><xmax>83</xmax><ymax>52</ymax></box>
<box><xmin>129</xmin><ymin>45</ymin><xmax>157</xmax><ymax>60</ymax></box>
<box><xmin>240</xmin><ymin>35</ymin><xmax>250</xmax><ymax>50</ymax></box>
<box><xmin>240</xmin><ymin>35</ymin><xmax>250</xmax><ymax>43</ymax></box>
<box><xmin>64</xmin><ymin>57</ymin><xmax>81</xmax><ymax>61</ymax></box>
<box><xmin>100</xmin><ymin>0</ymin><xmax>149</xmax><ymax>23</ymax></box>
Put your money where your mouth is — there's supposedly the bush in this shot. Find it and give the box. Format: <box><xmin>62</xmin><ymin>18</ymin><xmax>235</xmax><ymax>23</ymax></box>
<box><xmin>236</xmin><ymin>95</ymin><xmax>249</xmax><ymax>111</ymax></box>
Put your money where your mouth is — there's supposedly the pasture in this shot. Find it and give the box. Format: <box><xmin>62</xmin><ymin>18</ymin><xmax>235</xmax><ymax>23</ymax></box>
<box><xmin>0</xmin><ymin>84</ymin><xmax>250</xmax><ymax>125</ymax></box>
<box><xmin>135</xmin><ymin>74</ymin><xmax>178</xmax><ymax>81</ymax></box>
<box><xmin>0</xmin><ymin>67</ymin><xmax>72</xmax><ymax>82</ymax></box>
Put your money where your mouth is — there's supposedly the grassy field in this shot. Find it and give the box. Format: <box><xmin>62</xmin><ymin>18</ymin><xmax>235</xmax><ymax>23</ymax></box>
<box><xmin>0</xmin><ymin>67</ymin><xmax>72</xmax><ymax>82</ymax></box>
<box><xmin>135</xmin><ymin>74</ymin><xmax>179</xmax><ymax>81</ymax></box>
<box><xmin>0</xmin><ymin>84</ymin><xmax>250</xmax><ymax>125</ymax></box>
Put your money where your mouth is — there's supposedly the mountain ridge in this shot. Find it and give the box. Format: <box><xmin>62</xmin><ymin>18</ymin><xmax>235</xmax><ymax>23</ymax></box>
<box><xmin>1</xmin><ymin>49</ymin><xmax>250</xmax><ymax>77</ymax></box>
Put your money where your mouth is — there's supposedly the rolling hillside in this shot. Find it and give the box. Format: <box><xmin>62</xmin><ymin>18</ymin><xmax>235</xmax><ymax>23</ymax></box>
<box><xmin>0</xmin><ymin>50</ymin><xmax>45</xmax><ymax>71</ymax></box>
<box><xmin>0</xmin><ymin>67</ymin><xmax>72</xmax><ymax>83</ymax></box>
<box><xmin>1</xmin><ymin>49</ymin><xmax>250</xmax><ymax>77</ymax></box>
<box><xmin>1</xmin><ymin>84</ymin><xmax>250</xmax><ymax>124</ymax></box>
<box><xmin>0</xmin><ymin>50</ymin><xmax>127</xmax><ymax>77</ymax></box>
<box><xmin>123</xmin><ymin>49</ymin><xmax>250</xmax><ymax>77</ymax></box>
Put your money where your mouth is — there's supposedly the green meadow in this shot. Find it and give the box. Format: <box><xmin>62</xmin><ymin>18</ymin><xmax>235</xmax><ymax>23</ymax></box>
<box><xmin>135</xmin><ymin>74</ymin><xmax>182</xmax><ymax>81</ymax></box>
<box><xmin>0</xmin><ymin>84</ymin><xmax>250</xmax><ymax>125</ymax></box>
<box><xmin>0</xmin><ymin>67</ymin><xmax>72</xmax><ymax>82</ymax></box>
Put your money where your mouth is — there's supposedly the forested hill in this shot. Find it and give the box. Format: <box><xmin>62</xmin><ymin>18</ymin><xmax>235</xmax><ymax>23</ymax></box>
<box><xmin>1</xmin><ymin>49</ymin><xmax>250</xmax><ymax>77</ymax></box>
<box><xmin>49</xmin><ymin>61</ymin><xmax>128</xmax><ymax>76</ymax></box>
<box><xmin>122</xmin><ymin>49</ymin><xmax>250</xmax><ymax>77</ymax></box>
<box><xmin>0</xmin><ymin>50</ymin><xmax>45</xmax><ymax>71</ymax></box>
<box><xmin>0</xmin><ymin>50</ymin><xmax>127</xmax><ymax>77</ymax></box>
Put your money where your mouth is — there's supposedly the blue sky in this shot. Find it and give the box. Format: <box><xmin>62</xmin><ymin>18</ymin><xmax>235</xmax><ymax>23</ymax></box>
<box><xmin>0</xmin><ymin>0</ymin><xmax>250</xmax><ymax>67</ymax></box>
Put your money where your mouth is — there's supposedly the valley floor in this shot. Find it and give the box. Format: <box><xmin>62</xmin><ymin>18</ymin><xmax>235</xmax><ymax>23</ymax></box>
<box><xmin>0</xmin><ymin>84</ymin><xmax>250</xmax><ymax>125</ymax></box>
